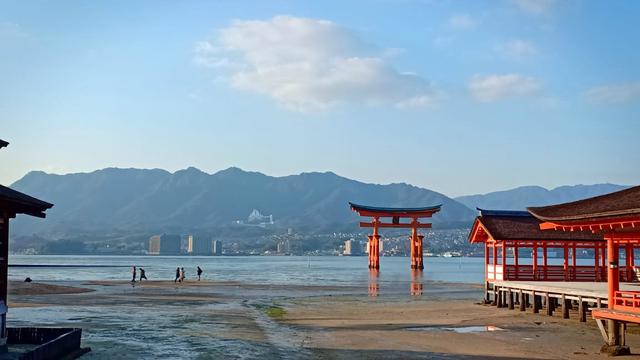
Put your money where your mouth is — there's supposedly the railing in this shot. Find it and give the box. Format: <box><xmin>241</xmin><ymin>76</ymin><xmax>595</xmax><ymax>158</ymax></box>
<box><xmin>614</xmin><ymin>291</ymin><xmax>640</xmax><ymax>313</ymax></box>
<box><xmin>488</xmin><ymin>264</ymin><xmax>612</xmax><ymax>282</ymax></box>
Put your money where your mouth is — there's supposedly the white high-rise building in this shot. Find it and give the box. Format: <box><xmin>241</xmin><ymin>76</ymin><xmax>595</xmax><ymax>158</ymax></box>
<box><xmin>344</xmin><ymin>239</ymin><xmax>362</xmax><ymax>256</ymax></box>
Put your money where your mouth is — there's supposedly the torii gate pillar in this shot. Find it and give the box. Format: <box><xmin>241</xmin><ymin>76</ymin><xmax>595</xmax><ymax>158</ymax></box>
<box><xmin>410</xmin><ymin>225</ymin><xmax>424</xmax><ymax>270</ymax></box>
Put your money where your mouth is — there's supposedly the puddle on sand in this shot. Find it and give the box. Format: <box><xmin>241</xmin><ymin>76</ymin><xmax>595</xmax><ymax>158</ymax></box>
<box><xmin>406</xmin><ymin>325</ymin><xmax>505</xmax><ymax>333</ymax></box>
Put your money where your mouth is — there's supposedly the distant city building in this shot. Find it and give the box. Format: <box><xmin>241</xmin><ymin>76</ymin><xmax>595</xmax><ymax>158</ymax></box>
<box><xmin>247</xmin><ymin>209</ymin><xmax>274</xmax><ymax>225</ymax></box>
<box><xmin>186</xmin><ymin>235</ymin><xmax>194</xmax><ymax>253</ymax></box>
<box><xmin>344</xmin><ymin>239</ymin><xmax>362</xmax><ymax>256</ymax></box>
<box><xmin>187</xmin><ymin>235</ymin><xmax>211</xmax><ymax>255</ymax></box>
<box><xmin>287</xmin><ymin>228</ymin><xmax>293</xmax><ymax>235</ymax></box>
<box><xmin>148</xmin><ymin>234</ymin><xmax>181</xmax><ymax>255</ymax></box>
<box><xmin>277</xmin><ymin>239</ymin><xmax>290</xmax><ymax>254</ymax></box>
<box><xmin>212</xmin><ymin>240</ymin><xmax>223</xmax><ymax>256</ymax></box>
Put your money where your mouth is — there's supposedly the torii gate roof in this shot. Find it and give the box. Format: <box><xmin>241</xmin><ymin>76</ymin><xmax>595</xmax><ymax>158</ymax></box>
<box><xmin>349</xmin><ymin>202</ymin><xmax>441</xmax><ymax>218</ymax></box>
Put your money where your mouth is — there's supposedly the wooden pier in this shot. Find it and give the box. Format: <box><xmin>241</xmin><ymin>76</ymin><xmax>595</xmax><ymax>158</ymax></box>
<box><xmin>487</xmin><ymin>280</ymin><xmax>640</xmax><ymax>324</ymax></box>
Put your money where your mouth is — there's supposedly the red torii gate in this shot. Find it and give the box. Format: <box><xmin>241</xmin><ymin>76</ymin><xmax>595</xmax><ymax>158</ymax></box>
<box><xmin>349</xmin><ymin>203</ymin><xmax>441</xmax><ymax>270</ymax></box>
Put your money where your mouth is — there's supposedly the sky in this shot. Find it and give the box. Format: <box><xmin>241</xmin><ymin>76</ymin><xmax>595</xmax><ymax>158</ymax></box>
<box><xmin>1</xmin><ymin>0</ymin><xmax>639</xmax><ymax>197</ymax></box>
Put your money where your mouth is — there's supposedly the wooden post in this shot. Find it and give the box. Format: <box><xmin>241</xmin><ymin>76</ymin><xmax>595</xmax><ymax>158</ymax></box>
<box><xmin>532</xmin><ymin>291</ymin><xmax>540</xmax><ymax>313</ymax></box>
<box><xmin>0</xmin><ymin>214</ymin><xmax>8</xmax><ymax>346</ymax></box>
<box><xmin>492</xmin><ymin>284</ymin><xmax>498</xmax><ymax>306</ymax></box>
<box><xmin>496</xmin><ymin>286</ymin><xmax>503</xmax><ymax>308</ymax></box>
<box><xmin>594</xmin><ymin>245</ymin><xmax>599</xmax><ymax>281</ymax></box>
<box><xmin>572</xmin><ymin>243</ymin><xmax>577</xmax><ymax>280</ymax></box>
<box><xmin>533</xmin><ymin>243</ymin><xmax>538</xmax><ymax>280</ymax></box>
<box><xmin>543</xmin><ymin>244</ymin><xmax>548</xmax><ymax>280</ymax></box>
<box><xmin>578</xmin><ymin>296</ymin><xmax>586</xmax><ymax>322</ymax></box>
<box><xmin>563</xmin><ymin>244</ymin><xmax>569</xmax><ymax>280</ymax></box>
<box><xmin>514</xmin><ymin>245</ymin><xmax>519</xmax><ymax>280</ymax></box>
<box><xmin>484</xmin><ymin>242</ymin><xmax>489</xmax><ymax>281</ymax></box>
<box><xmin>508</xmin><ymin>289</ymin><xmax>514</xmax><ymax>310</ymax></box>
<box><xmin>606</xmin><ymin>234</ymin><xmax>620</xmax><ymax>345</ymax></box>
<box><xmin>501</xmin><ymin>244</ymin><xmax>506</xmax><ymax>279</ymax></box>
<box><xmin>417</xmin><ymin>235</ymin><xmax>424</xmax><ymax>270</ymax></box>
<box><xmin>519</xmin><ymin>290</ymin><xmax>525</xmax><ymax>311</ymax></box>
<box><xmin>626</xmin><ymin>244</ymin><xmax>632</xmax><ymax>282</ymax></box>
<box><xmin>562</xmin><ymin>294</ymin><xmax>569</xmax><ymax>319</ymax></box>
<box><xmin>493</xmin><ymin>244</ymin><xmax>497</xmax><ymax>280</ymax></box>
<box><xmin>545</xmin><ymin>293</ymin><xmax>553</xmax><ymax>316</ymax></box>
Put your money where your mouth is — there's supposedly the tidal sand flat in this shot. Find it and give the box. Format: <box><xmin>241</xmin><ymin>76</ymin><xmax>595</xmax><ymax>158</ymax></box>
<box><xmin>9</xmin><ymin>278</ymin><xmax>639</xmax><ymax>359</ymax></box>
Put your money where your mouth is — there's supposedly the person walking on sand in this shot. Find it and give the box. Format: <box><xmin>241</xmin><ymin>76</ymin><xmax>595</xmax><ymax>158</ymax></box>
<box><xmin>139</xmin><ymin>268</ymin><xmax>147</xmax><ymax>281</ymax></box>
<box><xmin>180</xmin><ymin>267</ymin><xmax>186</xmax><ymax>282</ymax></box>
<box><xmin>131</xmin><ymin>266</ymin><xmax>137</xmax><ymax>283</ymax></box>
<box><xmin>174</xmin><ymin>267</ymin><xmax>180</xmax><ymax>283</ymax></box>
<box><xmin>197</xmin><ymin>266</ymin><xmax>203</xmax><ymax>281</ymax></box>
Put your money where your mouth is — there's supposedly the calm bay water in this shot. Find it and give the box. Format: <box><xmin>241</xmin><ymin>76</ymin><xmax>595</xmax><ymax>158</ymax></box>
<box><xmin>10</xmin><ymin>255</ymin><xmax>487</xmax><ymax>285</ymax></box>
<box><xmin>8</xmin><ymin>256</ymin><xmax>488</xmax><ymax>359</ymax></box>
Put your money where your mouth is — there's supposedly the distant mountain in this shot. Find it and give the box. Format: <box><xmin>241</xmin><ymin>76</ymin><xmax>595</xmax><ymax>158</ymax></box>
<box><xmin>9</xmin><ymin>167</ymin><xmax>477</xmax><ymax>237</ymax></box>
<box><xmin>455</xmin><ymin>184</ymin><xmax>630</xmax><ymax>211</ymax></box>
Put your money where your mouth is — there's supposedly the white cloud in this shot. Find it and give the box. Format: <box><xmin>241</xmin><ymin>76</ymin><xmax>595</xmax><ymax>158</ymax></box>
<box><xmin>585</xmin><ymin>82</ymin><xmax>640</xmax><ymax>104</ymax></box>
<box><xmin>496</xmin><ymin>39</ymin><xmax>538</xmax><ymax>59</ymax></box>
<box><xmin>511</xmin><ymin>0</ymin><xmax>557</xmax><ymax>15</ymax></box>
<box><xmin>469</xmin><ymin>74</ymin><xmax>541</xmax><ymax>102</ymax></box>
<box><xmin>194</xmin><ymin>16</ymin><xmax>439</xmax><ymax>112</ymax></box>
<box><xmin>448</xmin><ymin>14</ymin><xmax>478</xmax><ymax>29</ymax></box>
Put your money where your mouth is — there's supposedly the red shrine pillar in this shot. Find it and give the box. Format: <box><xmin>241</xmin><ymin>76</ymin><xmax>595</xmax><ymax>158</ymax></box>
<box><xmin>368</xmin><ymin>218</ymin><xmax>380</xmax><ymax>269</ymax></box>
<box><xmin>409</xmin><ymin>222</ymin><xmax>424</xmax><ymax>270</ymax></box>
<box><xmin>606</xmin><ymin>233</ymin><xmax>621</xmax><ymax>345</ymax></box>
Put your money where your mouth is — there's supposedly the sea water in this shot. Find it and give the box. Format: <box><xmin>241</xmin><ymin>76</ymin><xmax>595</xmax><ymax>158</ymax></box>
<box><xmin>8</xmin><ymin>256</ymin><xmax>487</xmax><ymax>359</ymax></box>
<box><xmin>9</xmin><ymin>255</ymin><xmax>486</xmax><ymax>284</ymax></box>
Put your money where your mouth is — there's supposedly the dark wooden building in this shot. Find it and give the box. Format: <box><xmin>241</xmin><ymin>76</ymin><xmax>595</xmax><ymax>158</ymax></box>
<box><xmin>0</xmin><ymin>140</ymin><xmax>53</xmax><ymax>348</ymax></box>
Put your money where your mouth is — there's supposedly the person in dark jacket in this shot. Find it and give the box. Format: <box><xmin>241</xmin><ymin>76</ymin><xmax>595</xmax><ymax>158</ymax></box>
<box><xmin>139</xmin><ymin>268</ymin><xmax>147</xmax><ymax>281</ymax></box>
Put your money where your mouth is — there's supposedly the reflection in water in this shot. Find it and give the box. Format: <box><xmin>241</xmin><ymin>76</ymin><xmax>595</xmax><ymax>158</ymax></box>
<box><xmin>410</xmin><ymin>270</ymin><xmax>423</xmax><ymax>296</ymax></box>
<box><xmin>366</xmin><ymin>269</ymin><xmax>424</xmax><ymax>296</ymax></box>
<box><xmin>368</xmin><ymin>269</ymin><xmax>379</xmax><ymax>296</ymax></box>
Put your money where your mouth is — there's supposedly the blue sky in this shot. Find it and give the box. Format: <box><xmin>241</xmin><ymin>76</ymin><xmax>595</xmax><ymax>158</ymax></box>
<box><xmin>1</xmin><ymin>0</ymin><xmax>639</xmax><ymax>196</ymax></box>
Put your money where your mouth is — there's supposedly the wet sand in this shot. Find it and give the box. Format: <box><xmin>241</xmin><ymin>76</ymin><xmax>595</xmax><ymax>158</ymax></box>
<box><xmin>281</xmin><ymin>295</ymin><xmax>636</xmax><ymax>359</ymax></box>
<box><xmin>7</xmin><ymin>279</ymin><xmax>640</xmax><ymax>359</ymax></box>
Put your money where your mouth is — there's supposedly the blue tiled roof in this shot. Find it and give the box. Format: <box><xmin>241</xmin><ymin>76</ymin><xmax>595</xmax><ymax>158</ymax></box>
<box><xmin>349</xmin><ymin>202</ymin><xmax>441</xmax><ymax>213</ymax></box>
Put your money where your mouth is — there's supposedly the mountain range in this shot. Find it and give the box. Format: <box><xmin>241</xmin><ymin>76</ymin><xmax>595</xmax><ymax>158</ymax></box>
<box><xmin>8</xmin><ymin>167</ymin><xmax>631</xmax><ymax>239</ymax></box>
<box><xmin>454</xmin><ymin>184</ymin><xmax>629</xmax><ymax>211</ymax></box>
<box><xmin>9</xmin><ymin>167</ymin><xmax>475</xmax><ymax>237</ymax></box>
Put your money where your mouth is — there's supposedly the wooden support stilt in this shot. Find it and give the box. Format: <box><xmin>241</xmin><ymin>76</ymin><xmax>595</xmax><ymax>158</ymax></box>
<box><xmin>532</xmin><ymin>292</ymin><xmax>540</xmax><ymax>314</ymax></box>
<box><xmin>492</xmin><ymin>286</ymin><xmax>497</xmax><ymax>306</ymax></box>
<box><xmin>546</xmin><ymin>293</ymin><xmax>553</xmax><ymax>316</ymax></box>
<box><xmin>508</xmin><ymin>289</ymin><xmax>514</xmax><ymax>310</ymax></box>
<box><xmin>496</xmin><ymin>287</ymin><xmax>503</xmax><ymax>308</ymax></box>
<box><xmin>519</xmin><ymin>290</ymin><xmax>525</xmax><ymax>311</ymax></box>
<box><xmin>578</xmin><ymin>297</ymin><xmax>586</xmax><ymax>322</ymax></box>
<box><xmin>562</xmin><ymin>295</ymin><xmax>569</xmax><ymax>319</ymax></box>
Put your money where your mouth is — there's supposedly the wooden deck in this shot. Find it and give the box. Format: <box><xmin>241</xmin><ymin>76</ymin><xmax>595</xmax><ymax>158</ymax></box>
<box><xmin>485</xmin><ymin>280</ymin><xmax>640</xmax><ymax>322</ymax></box>
<box><xmin>491</xmin><ymin>280</ymin><xmax>640</xmax><ymax>303</ymax></box>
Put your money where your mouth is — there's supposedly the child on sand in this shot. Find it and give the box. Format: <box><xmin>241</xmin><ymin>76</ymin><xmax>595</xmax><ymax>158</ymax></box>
<box><xmin>180</xmin><ymin>267</ymin><xmax>186</xmax><ymax>282</ymax></box>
